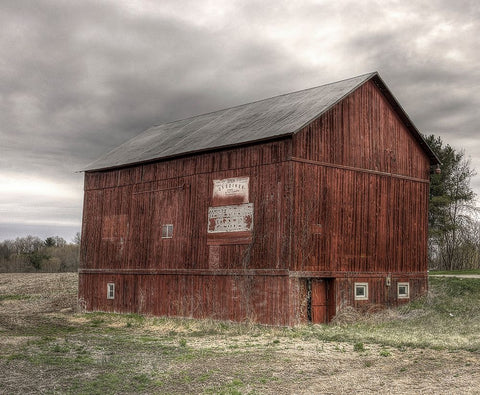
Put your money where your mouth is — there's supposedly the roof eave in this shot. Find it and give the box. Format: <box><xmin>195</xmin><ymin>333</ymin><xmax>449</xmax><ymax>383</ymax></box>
<box><xmin>83</xmin><ymin>133</ymin><xmax>294</xmax><ymax>173</ymax></box>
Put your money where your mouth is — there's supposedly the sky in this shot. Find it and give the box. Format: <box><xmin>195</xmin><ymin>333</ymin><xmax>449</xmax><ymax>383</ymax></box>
<box><xmin>1</xmin><ymin>0</ymin><xmax>479</xmax><ymax>242</ymax></box>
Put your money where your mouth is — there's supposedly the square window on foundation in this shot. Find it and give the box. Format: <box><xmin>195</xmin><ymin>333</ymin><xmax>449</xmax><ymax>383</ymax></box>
<box><xmin>355</xmin><ymin>283</ymin><xmax>368</xmax><ymax>300</ymax></box>
<box><xmin>398</xmin><ymin>282</ymin><xmax>410</xmax><ymax>299</ymax></box>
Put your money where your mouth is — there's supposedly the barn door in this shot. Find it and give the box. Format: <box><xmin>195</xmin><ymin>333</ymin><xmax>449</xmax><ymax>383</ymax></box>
<box><xmin>310</xmin><ymin>279</ymin><xmax>327</xmax><ymax>323</ymax></box>
<box><xmin>307</xmin><ymin>278</ymin><xmax>335</xmax><ymax>323</ymax></box>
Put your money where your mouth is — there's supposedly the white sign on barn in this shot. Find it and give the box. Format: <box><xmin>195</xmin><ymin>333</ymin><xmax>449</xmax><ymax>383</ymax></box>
<box><xmin>207</xmin><ymin>203</ymin><xmax>253</xmax><ymax>233</ymax></box>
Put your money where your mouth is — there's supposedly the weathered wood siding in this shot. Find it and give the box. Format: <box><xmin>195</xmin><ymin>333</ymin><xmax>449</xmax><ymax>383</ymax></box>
<box><xmin>79</xmin><ymin>272</ymin><xmax>291</xmax><ymax>324</ymax></box>
<box><xmin>79</xmin><ymin>139</ymin><xmax>295</xmax><ymax>325</ymax></box>
<box><xmin>290</xmin><ymin>79</ymin><xmax>430</xmax><ymax>310</ymax></box>
<box><xmin>81</xmin><ymin>139</ymin><xmax>291</xmax><ymax>271</ymax></box>
<box><xmin>291</xmin><ymin>163</ymin><xmax>429</xmax><ymax>274</ymax></box>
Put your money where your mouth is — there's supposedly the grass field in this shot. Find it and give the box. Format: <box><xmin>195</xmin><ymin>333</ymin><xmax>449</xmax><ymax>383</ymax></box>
<box><xmin>1</xmin><ymin>273</ymin><xmax>480</xmax><ymax>394</ymax></box>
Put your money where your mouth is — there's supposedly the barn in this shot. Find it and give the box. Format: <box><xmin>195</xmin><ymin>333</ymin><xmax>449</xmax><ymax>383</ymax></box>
<box><xmin>79</xmin><ymin>72</ymin><xmax>439</xmax><ymax>325</ymax></box>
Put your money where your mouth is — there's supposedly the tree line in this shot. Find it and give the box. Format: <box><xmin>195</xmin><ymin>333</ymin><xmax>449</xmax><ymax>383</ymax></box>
<box><xmin>0</xmin><ymin>233</ymin><xmax>80</xmax><ymax>272</ymax></box>
<box><xmin>425</xmin><ymin>134</ymin><xmax>479</xmax><ymax>270</ymax></box>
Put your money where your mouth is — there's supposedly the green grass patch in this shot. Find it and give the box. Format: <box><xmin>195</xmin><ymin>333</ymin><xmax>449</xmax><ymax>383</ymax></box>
<box><xmin>12</xmin><ymin>321</ymin><xmax>80</xmax><ymax>338</ymax></box>
<box><xmin>0</xmin><ymin>294</ymin><xmax>31</xmax><ymax>302</ymax></box>
<box><xmin>429</xmin><ymin>269</ymin><xmax>480</xmax><ymax>275</ymax></box>
<box><xmin>205</xmin><ymin>378</ymin><xmax>245</xmax><ymax>394</ymax></box>
<box><xmin>379</xmin><ymin>349</ymin><xmax>391</xmax><ymax>357</ymax></box>
<box><xmin>354</xmin><ymin>342</ymin><xmax>365</xmax><ymax>352</ymax></box>
<box><xmin>6</xmin><ymin>338</ymin><xmax>96</xmax><ymax>368</ymax></box>
<box><xmin>69</xmin><ymin>371</ymin><xmax>161</xmax><ymax>394</ymax></box>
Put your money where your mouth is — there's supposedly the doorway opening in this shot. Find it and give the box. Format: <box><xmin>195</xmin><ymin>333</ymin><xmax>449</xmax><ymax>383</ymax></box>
<box><xmin>306</xmin><ymin>278</ymin><xmax>335</xmax><ymax>323</ymax></box>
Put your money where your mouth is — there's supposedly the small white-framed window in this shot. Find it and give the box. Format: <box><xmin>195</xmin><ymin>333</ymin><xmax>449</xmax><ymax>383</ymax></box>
<box><xmin>397</xmin><ymin>282</ymin><xmax>410</xmax><ymax>299</ymax></box>
<box><xmin>162</xmin><ymin>224</ymin><xmax>173</xmax><ymax>239</ymax></box>
<box><xmin>354</xmin><ymin>282</ymin><xmax>369</xmax><ymax>300</ymax></box>
<box><xmin>107</xmin><ymin>283</ymin><xmax>115</xmax><ymax>299</ymax></box>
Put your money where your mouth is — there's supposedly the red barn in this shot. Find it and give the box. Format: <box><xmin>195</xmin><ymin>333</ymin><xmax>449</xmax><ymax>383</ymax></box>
<box><xmin>79</xmin><ymin>72</ymin><xmax>439</xmax><ymax>325</ymax></box>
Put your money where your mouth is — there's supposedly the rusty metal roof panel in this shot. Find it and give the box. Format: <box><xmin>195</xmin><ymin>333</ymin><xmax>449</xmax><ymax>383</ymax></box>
<box><xmin>83</xmin><ymin>72</ymin><xmax>381</xmax><ymax>171</ymax></box>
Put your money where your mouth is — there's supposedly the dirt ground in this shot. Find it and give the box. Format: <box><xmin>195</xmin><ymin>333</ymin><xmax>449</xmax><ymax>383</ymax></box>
<box><xmin>1</xmin><ymin>273</ymin><xmax>480</xmax><ymax>394</ymax></box>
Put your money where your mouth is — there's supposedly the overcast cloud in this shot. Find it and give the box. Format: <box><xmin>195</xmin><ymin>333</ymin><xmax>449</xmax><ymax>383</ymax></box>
<box><xmin>1</xmin><ymin>0</ymin><xmax>479</xmax><ymax>241</ymax></box>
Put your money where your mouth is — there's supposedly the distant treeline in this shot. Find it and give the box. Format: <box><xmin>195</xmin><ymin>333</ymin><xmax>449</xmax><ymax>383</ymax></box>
<box><xmin>0</xmin><ymin>234</ymin><xmax>80</xmax><ymax>273</ymax></box>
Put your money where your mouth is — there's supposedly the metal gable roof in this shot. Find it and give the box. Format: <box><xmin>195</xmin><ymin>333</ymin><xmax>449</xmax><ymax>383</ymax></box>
<box><xmin>83</xmin><ymin>72</ymin><xmax>438</xmax><ymax>171</ymax></box>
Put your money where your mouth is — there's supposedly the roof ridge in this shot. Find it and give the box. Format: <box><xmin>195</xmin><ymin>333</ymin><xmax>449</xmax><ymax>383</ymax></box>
<box><xmin>149</xmin><ymin>72</ymin><xmax>378</xmax><ymax>128</ymax></box>
<box><xmin>288</xmin><ymin>72</ymin><xmax>378</xmax><ymax>136</ymax></box>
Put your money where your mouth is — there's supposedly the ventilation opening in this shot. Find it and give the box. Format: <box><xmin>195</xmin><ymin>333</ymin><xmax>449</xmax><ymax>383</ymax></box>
<box><xmin>162</xmin><ymin>224</ymin><xmax>173</xmax><ymax>238</ymax></box>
